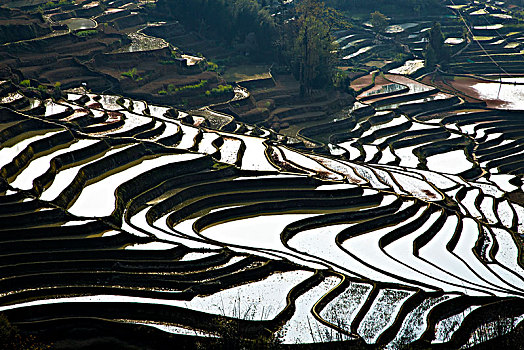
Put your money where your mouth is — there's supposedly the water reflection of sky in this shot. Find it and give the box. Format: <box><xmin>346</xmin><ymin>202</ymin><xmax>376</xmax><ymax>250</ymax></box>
<box><xmin>63</xmin><ymin>18</ymin><xmax>97</xmax><ymax>31</ymax></box>
<box><xmin>472</xmin><ymin>78</ymin><xmax>524</xmax><ymax>109</ymax></box>
<box><xmin>364</xmin><ymin>83</ymin><xmax>405</xmax><ymax>97</ymax></box>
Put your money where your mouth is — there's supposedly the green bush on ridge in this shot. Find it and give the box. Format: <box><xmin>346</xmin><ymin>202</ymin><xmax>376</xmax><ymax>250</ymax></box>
<box><xmin>38</xmin><ymin>0</ymin><xmax>73</xmax><ymax>11</ymax></box>
<box><xmin>205</xmin><ymin>84</ymin><xmax>233</xmax><ymax>96</ymax></box>
<box><xmin>158</xmin><ymin>80</ymin><xmax>209</xmax><ymax>95</ymax></box>
<box><xmin>121</xmin><ymin>68</ymin><xmax>143</xmax><ymax>82</ymax></box>
<box><xmin>75</xmin><ymin>30</ymin><xmax>98</xmax><ymax>37</ymax></box>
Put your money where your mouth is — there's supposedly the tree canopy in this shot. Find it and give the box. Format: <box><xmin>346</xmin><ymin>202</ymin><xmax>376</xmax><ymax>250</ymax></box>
<box><xmin>159</xmin><ymin>0</ymin><xmax>349</xmax><ymax>94</ymax></box>
<box><xmin>278</xmin><ymin>0</ymin><xmax>348</xmax><ymax>95</ymax></box>
<box><xmin>425</xmin><ymin>22</ymin><xmax>450</xmax><ymax>69</ymax></box>
<box><xmin>371</xmin><ymin>11</ymin><xmax>388</xmax><ymax>33</ymax></box>
<box><xmin>158</xmin><ymin>0</ymin><xmax>277</xmax><ymax>55</ymax></box>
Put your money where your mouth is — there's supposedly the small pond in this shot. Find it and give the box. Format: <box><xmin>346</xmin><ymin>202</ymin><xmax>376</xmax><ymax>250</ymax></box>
<box><xmin>63</xmin><ymin>18</ymin><xmax>97</xmax><ymax>31</ymax></box>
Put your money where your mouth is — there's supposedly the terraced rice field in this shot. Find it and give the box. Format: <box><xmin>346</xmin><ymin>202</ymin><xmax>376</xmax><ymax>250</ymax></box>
<box><xmin>1</xmin><ymin>49</ymin><xmax>524</xmax><ymax>348</ymax></box>
<box><xmin>1</xmin><ymin>0</ymin><xmax>524</xmax><ymax>346</ymax></box>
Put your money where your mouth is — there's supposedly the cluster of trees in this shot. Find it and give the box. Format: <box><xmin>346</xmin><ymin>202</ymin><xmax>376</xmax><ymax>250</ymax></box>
<box><xmin>157</xmin><ymin>0</ymin><xmax>276</xmax><ymax>55</ymax></box>
<box><xmin>277</xmin><ymin>0</ymin><xmax>348</xmax><ymax>95</ymax></box>
<box><xmin>159</xmin><ymin>0</ymin><xmax>349</xmax><ymax>95</ymax></box>
<box><xmin>370</xmin><ymin>11</ymin><xmax>388</xmax><ymax>33</ymax></box>
<box><xmin>425</xmin><ymin>22</ymin><xmax>450</xmax><ymax>69</ymax></box>
<box><xmin>37</xmin><ymin>0</ymin><xmax>74</xmax><ymax>12</ymax></box>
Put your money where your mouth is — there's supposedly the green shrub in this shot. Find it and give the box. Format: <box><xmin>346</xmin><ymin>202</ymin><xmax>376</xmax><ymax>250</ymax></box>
<box><xmin>75</xmin><ymin>30</ymin><xmax>98</xmax><ymax>37</ymax></box>
<box><xmin>121</xmin><ymin>68</ymin><xmax>142</xmax><ymax>81</ymax></box>
<box><xmin>203</xmin><ymin>61</ymin><xmax>218</xmax><ymax>71</ymax></box>
<box><xmin>182</xmin><ymin>80</ymin><xmax>208</xmax><ymax>91</ymax></box>
<box><xmin>38</xmin><ymin>0</ymin><xmax>73</xmax><ymax>11</ymax></box>
<box><xmin>159</xmin><ymin>51</ymin><xmax>181</xmax><ymax>65</ymax></box>
<box><xmin>394</xmin><ymin>53</ymin><xmax>406</xmax><ymax>62</ymax></box>
<box><xmin>52</xmin><ymin>82</ymin><xmax>62</xmax><ymax>99</ymax></box>
<box><xmin>20</xmin><ymin>80</ymin><xmax>30</xmax><ymax>87</ymax></box>
<box><xmin>198</xmin><ymin>60</ymin><xmax>221</xmax><ymax>73</ymax></box>
<box><xmin>206</xmin><ymin>84</ymin><xmax>233</xmax><ymax>96</ymax></box>
<box><xmin>162</xmin><ymin>80</ymin><xmax>209</xmax><ymax>95</ymax></box>
<box><xmin>208</xmin><ymin>62</ymin><xmax>218</xmax><ymax>71</ymax></box>
<box><xmin>333</xmin><ymin>72</ymin><xmax>352</xmax><ymax>93</ymax></box>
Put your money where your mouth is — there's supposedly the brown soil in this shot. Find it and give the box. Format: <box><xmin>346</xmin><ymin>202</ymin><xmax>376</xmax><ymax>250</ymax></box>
<box><xmin>350</xmin><ymin>73</ymin><xmax>374</xmax><ymax>92</ymax></box>
<box><xmin>424</xmin><ymin>74</ymin><xmax>501</xmax><ymax>106</ymax></box>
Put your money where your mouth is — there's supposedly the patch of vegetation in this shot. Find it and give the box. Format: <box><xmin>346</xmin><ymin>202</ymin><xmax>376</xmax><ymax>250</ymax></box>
<box><xmin>121</xmin><ymin>68</ymin><xmax>143</xmax><ymax>82</ymax></box>
<box><xmin>393</xmin><ymin>52</ymin><xmax>407</xmax><ymax>63</ymax></box>
<box><xmin>75</xmin><ymin>30</ymin><xmax>98</xmax><ymax>37</ymax></box>
<box><xmin>121</xmin><ymin>68</ymin><xmax>137</xmax><ymax>79</ymax></box>
<box><xmin>332</xmin><ymin>71</ymin><xmax>354</xmax><ymax>94</ymax></box>
<box><xmin>160</xmin><ymin>0</ymin><xmax>277</xmax><ymax>57</ymax></box>
<box><xmin>159</xmin><ymin>51</ymin><xmax>181</xmax><ymax>65</ymax></box>
<box><xmin>37</xmin><ymin>0</ymin><xmax>73</xmax><ymax>11</ymax></box>
<box><xmin>205</xmin><ymin>84</ymin><xmax>233</xmax><ymax>96</ymax></box>
<box><xmin>212</xmin><ymin>162</ymin><xmax>231</xmax><ymax>170</ymax></box>
<box><xmin>159</xmin><ymin>80</ymin><xmax>208</xmax><ymax>95</ymax></box>
<box><xmin>199</xmin><ymin>60</ymin><xmax>219</xmax><ymax>72</ymax></box>
<box><xmin>425</xmin><ymin>22</ymin><xmax>451</xmax><ymax>69</ymax></box>
<box><xmin>371</xmin><ymin>11</ymin><xmax>388</xmax><ymax>33</ymax></box>
<box><xmin>278</xmin><ymin>0</ymin><xmax>349</xmax><ymax>96</ymax></box>
<box><xmin>20</xmin><ymin>80</ymin><xmax>30</xmax><ymax>87</ymax></box>
<box><xmin>52</xmin><ymin>82</ymin><xmax>61</xmax><ymax>99</ymax></box>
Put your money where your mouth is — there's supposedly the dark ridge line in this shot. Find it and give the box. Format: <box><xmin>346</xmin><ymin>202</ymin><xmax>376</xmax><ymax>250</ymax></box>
<box><xmin>190</xmin><ymin>193</ymin><xmax>384</xmax><ymax>235</ymax></box>
<box><xmin>376</xmin><ymin>290</ymin><xmax>435</xmax><ymax>346</ymax></box>
<box><xmin>33</xmin><ymin>138</ymin><xmax>131</xmax><ymax>196</ymax></box>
